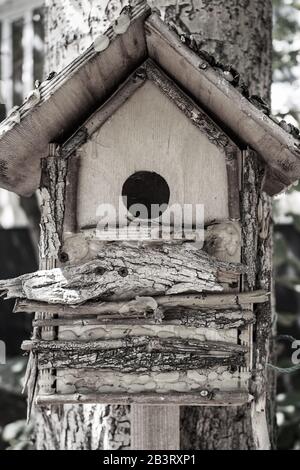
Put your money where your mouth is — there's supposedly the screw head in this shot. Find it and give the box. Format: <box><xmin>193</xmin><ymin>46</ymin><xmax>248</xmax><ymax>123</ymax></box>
<box><xmin>200</xmin><ymin>389</ymin><xmax>209</xmax><ymax>397</ymax></box>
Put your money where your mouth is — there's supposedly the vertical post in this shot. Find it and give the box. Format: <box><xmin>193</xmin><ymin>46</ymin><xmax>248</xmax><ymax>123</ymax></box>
<box><xmin>22</xmin><ymin>10</ymin><xmax>34</xmax><ymax>99</ymax></box>
<box><xmin>131</xmin><ymin>406</ymin><xmax>180</xmax><ymax>450</ymax></box>
<box><xmin>1</xmin><ymin>19</ymin><xmax>13</xmax><ymax>109</ymax></box>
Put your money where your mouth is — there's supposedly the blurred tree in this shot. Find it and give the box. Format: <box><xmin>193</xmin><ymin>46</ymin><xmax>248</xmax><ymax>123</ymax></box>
<box><xmin>273</xmin><ymin>0</ymin><xmax>300</xmax><ymax>123</ymax></box>
<box><xmin>272</xmin><ymin>0</ymin><xmax>300</xmax><ymax>450</ymax></box>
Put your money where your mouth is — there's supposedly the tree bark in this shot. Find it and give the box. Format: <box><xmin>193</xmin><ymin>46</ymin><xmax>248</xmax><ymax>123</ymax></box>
<box><xmin>0</xmin><ymin>242</ymin><xmax>244</xmax><ymax>303</ymax></box>
<box><xmin>39</xmin><ymin>0</ymin><xmax>274</xmax><ymax>450</ymax></box>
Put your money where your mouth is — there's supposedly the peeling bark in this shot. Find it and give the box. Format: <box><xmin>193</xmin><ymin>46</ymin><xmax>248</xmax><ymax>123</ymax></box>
<box><xmin>29</xmin><ymin>306</ymin><xmax>256</xmax><ymax>330</ymax></box>
<box><xmin>0</xmin><ymin>243</ymin><xmax>244</xmax><ymax>304</ymax></box>
<box><xmin>23</xmin><ymin>337</ymin><xmax>247</xmax><ymax>372</ymax></box>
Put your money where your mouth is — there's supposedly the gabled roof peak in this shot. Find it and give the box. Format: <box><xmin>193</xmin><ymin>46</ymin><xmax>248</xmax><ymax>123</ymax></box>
<box><xmin>0</xmin><ymin>0</ymin><xmax>299</xmax><ymax>197</ymax></box>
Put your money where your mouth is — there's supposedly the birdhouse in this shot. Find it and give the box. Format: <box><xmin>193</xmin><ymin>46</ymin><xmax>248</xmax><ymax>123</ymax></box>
<box><xmin>0</xmin><ymin>1</ymin><xmax>300</xmax><ymax>412</ymax></box>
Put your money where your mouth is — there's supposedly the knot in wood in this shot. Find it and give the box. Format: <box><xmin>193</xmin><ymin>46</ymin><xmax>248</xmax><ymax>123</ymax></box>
<box><xmin>118</xmin><ymin>267</ymin><xmax>129</xmax><ymax>277</ymax></box>
<box><xmin>58</xmin><ymin>251</ymin><xmax>69</xmax><ymax>263</ymax></box>
<box><xmin>95</xmin><ymin>266</ymin><xmax>106</xmax><ymax>276</ymax></box>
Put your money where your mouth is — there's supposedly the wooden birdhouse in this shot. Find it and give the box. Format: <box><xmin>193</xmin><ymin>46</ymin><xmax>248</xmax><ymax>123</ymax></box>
<box><xmin>0</xmin><ymin>1</ymin><xmax>300</xmax><ymax>416</ymax></box>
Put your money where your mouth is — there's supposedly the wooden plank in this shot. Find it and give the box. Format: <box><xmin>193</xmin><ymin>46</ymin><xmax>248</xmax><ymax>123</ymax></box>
<box><xmin>144</xmin><ymin>60</ymin><xmax>240</xmax><ymax>220</ymax></box>
<box><xmin>75</xmin><ymin>62</ymin><xmax>240</xmax><ymax>228</ymax></box>
<box><xmin>68</xmin><ymin>70</ymin><xmax>147</xmax><ymax>140</ymax></box>
<box><xmin>145</xmin><ymin>13</ymin><xmax>300</xmax><ymax>196</ymax></box>
<box><xmin>31</xmin><ymin>307</ymin><xmax>255</xmax><ymax>329</ymax></box>
<box><xmin>22</xmin><ymin>337</ymin><xmax>247</xmax><ymax>372</ymax></box>
<box><xmin>131</xmin><ymin>406</ymin><xmax>179</xmax><ymax>449</ymax></box>
<box><xmin>14</xmin><ymin>289</ymin><xmax>268</xmax><ymax>315</ymax></box>
<box><xmin>77</xmin><ymin>79</ymin><xmax>230</xmax><ymax>228</ymax></box>
<box><xmin>35</xmin><ymin>390</ymin><xmax>251</xmax><ymax>406</ymax></box>
<box><xmin>22</xmin><ymin>337</ymin><xmax>248</xmax><ymax>353</ymax></box>
<box><xmin>62</xmin><ymin>152</ymin><xmax>80</xmax><ymax>235</ymax></box>
<box><xmin>0</xmin><ymin>243</ymin><xmax>245</xmax><ymax>305</ymax></box>
<box><xmin>55</xmin><ymin>367</ymin><xmax>250</xmax><ymax>395</ymax></box>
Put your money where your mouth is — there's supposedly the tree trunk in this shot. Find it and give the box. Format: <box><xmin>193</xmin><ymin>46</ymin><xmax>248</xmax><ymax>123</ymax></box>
<box><xmin>36</xmin><ymin>0</ymin><xmax>274</xmax><ymax>450</ymax></box>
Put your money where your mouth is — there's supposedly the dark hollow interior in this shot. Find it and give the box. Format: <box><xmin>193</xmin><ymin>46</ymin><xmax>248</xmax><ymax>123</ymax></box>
<box><xmin>122</xmin><ymin>171</ymin><xmax>170</xmax><ymax>219</ymax></box>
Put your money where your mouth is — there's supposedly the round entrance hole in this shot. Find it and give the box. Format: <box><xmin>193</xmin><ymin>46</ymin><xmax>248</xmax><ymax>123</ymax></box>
<box><xmin>122</xmin><ymin>171</ymin><xmax>170</xmax><ymax>220</ymax></box>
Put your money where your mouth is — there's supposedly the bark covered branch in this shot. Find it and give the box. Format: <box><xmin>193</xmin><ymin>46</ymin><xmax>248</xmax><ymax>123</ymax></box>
<box><xmin>0</xmin><ymin>243</ymin><xmax>245</xmax><ymax>305</ymax></box>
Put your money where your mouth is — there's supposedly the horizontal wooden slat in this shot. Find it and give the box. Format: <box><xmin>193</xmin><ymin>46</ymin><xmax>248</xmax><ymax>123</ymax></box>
<box><xmin>0</xmin><ymin>243</ymin><xmax>245</xmax><ymax>304</ymax></box>
<box><xmin>31</xmin><ymin>307</ymin><xmax>254</xmax><ymax>329</ymax></box>
<box><xmin>35</xmin><ymin>390</ymin><xmax>252</xmax><ymax>406</ymax></box>
<box><xmin>55</xmin><ymin>367</ymin><xmax>250</xmax><ymax>396</ymax></box>
<box><xmin>14</xmin><ymin>289</ymin><xmax>268</xmax><ymax>315</ymax></box>
<box><xmin>22</xmin><ymin>337</ymin><xmax>247</xmax><ymax>372</ymax></box>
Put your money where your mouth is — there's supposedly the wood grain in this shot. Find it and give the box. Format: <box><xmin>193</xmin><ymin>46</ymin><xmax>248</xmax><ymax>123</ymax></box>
<box><xmin>0</xmin><ymin>242</ymin><xmax>245</xmax><ymax>304</ymax></box>
<box><xmin>36</xmin><ymin>390</ymin><xmax>251</xmax><ymax>406</ymax></box>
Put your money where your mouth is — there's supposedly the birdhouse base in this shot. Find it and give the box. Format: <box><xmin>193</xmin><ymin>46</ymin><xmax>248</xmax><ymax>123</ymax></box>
<box><xmin>14</xmin><ymin>286</ymin><xmax>268</xmax><ymax>408</ymax></box>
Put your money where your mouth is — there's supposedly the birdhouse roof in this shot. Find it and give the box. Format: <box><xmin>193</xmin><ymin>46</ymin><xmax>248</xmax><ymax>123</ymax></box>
<box><xmin>0</xmin><ymin>0</ymin><xmax>299</xmax><ymax>197</ymax></box>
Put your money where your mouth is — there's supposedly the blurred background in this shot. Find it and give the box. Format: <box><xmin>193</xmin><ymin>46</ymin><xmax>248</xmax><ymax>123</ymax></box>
<box><xmin>0</xmin><ymin>0</ymin><xmax>299</xmax><ymax>450</ymax></box>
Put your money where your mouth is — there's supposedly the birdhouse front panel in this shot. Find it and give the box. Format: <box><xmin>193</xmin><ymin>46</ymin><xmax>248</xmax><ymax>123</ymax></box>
<box><xmin>76</xmin><ymin>78</ymin><xmax>230</xmax><ymax>230</ymax></box>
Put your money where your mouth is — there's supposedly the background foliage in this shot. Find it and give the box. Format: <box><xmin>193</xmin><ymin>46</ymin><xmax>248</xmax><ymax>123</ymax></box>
<box><xmin>273</xmin><ymin>0</ymin><xmax>300</xmax><ymax>450</ymax></box>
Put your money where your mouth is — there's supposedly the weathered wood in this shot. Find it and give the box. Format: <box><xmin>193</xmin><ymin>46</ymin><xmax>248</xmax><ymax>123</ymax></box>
<box><xmin>0</xmin><ymin>243</ymin><xmax>245</xmax><ymax>304</ymax></box>
<box><xmin>76</xmin><ymin>76</ymin><xmax>232</xmax><ymax>229</ymax></box>
<box><xmin>30</xmin><ymin>307</ymin><xmax>254</xmax><ymax>329</ymax></box>
<box><xmin>23</xmin><ymin>337</ymin><xmax>248</xmax><ymax>354</ymax></box>
<box><xmin>62</xmin><ymin>152</ymin><xmax>80</xmax><ymax>235</ymax></box>
<box><xmin>242</xmin><ymin>148</ymin><xmax>273</xmax><ymax>449</ymax></box>
<box><xmin>26</xmin><ymin>144</ymin><xmax>67</xmax><ymax>409</ymax></box>
<box><xmin>204</xmin><ymin>221</ymin><xmax>241</xmax><ymax>263</ymax></box>
<box><xmin>60</xmin><ymin>223</ymin><xmax>241</xmax><ymax>263</ymax></box>
<box><xmin>39</xmin><ymin>146</ymin><xmax>67</xmax><ymax>265</ymax></box>
<box><xmin>144</xmin><ymin>60</ymin><xmax>241</xmax><ymax>220</ymax></box>
<box><xmin>36</xmin><ymin>390</ymin><xmax>251</xmax><ymax>406</ymax></box>
<box><xmin>14</xmin><ymin>289</ymin><xmax>268</xmax><ymax>315</ymax></box>
<box><xmin>131</xmin><ymin>406</ymin><xmax>180</xmax><ymax>450</ymax></box>
<box><xmin>55</xmin><ymin>366</ymin><xmax>250</xmax><ymax>396</ymax></box>
<box><xmin>68</xmin><ymin>69</ymin><xmax>147</xmax><ymax>140</ymax></box>
<box><xmin>22</xmin><ymin>337</ymin><xmax>247</xmax><ymax>372</ymax></box>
